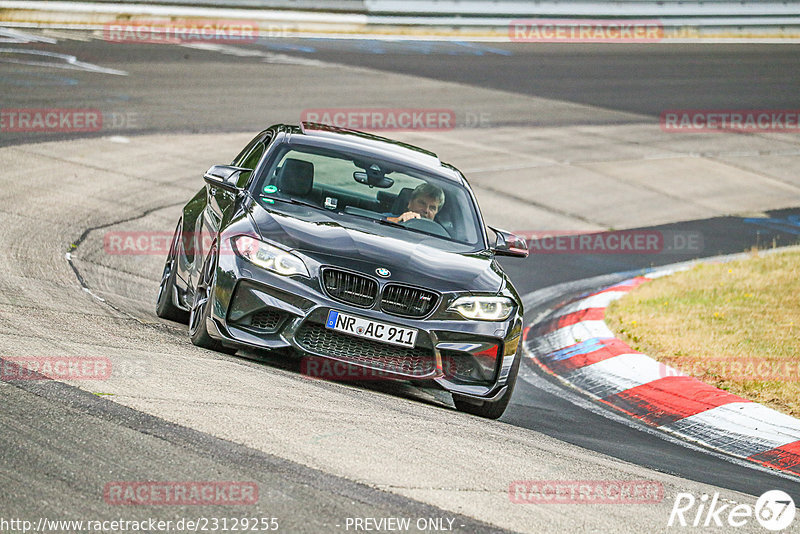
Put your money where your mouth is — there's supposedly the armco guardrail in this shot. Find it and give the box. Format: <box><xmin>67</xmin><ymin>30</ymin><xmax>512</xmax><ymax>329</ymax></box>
<box><xmin>365</xmin><ymin>0</ymin><xmax>800</xmax><ymax>32</ymax></box>
<box><xmin>47</xmin><ymin>0</ymin><xmax>368</xmax><ymax>11</ymax></box>
<box><xmin>364</xmin><ymin>0</ymin><xmax>800</xmax><ymax>17</ymax></box>
<box><xmin>3</xmin><ymin>0</ymin><xmax>800</xmax><ymax>34</ymax></box>
<box><xmin>27</xmin><ymin>0</ymin><xmax>800</xmax><ymax>17</ymax></box>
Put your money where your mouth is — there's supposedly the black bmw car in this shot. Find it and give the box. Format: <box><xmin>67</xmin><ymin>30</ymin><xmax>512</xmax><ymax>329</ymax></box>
<box><xmin>156</xmin><ymin>123</ymin><xmax>529</xmax><ymax>418</ymax></box>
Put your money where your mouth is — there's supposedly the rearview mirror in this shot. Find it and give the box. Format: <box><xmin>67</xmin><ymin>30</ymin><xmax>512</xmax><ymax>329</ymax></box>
<box><xmin>489</xmin><ymin>226</ymin><xmax>529</xmax><ymax>258</ymax></box>
<box><xmin>203</xmin><ymin>165</ymin><xmax>252</xmax><ymax>193</ymax></box>
<box><xmin>353</xmin><ymin>164</ymin><xmax>394</xmax><ymax>189</ymax></box>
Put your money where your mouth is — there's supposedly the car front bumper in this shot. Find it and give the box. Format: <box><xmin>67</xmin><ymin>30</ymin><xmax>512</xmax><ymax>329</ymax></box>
<box><xmin>206</xmin><ymin>255</ymin><xmax>523</xmax><ymax>401</ymax></box>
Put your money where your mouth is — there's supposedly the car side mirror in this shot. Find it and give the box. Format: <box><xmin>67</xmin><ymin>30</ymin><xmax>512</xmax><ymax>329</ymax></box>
<box><xmin>203</xmin><ymin>165</ymin><xmax>252</xmax><ymax>193</ymax></box>
<box><xmin>489</xmin><ymin>226</ymin><xmax>529</xmax><ymax>258</ymax></box>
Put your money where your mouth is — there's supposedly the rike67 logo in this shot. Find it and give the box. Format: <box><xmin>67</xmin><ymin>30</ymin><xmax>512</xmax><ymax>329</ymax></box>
<box><xmin>668</xmin><ymin>490</ymin><xmax>795</xmax><ymax>531</ymax></box>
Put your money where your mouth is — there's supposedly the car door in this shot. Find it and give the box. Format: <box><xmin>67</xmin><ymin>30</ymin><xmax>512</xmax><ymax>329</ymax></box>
<box><xmin>192</xmin><ymin>133</ymin><xmax>271</xmax><ymax>290</ymax></box>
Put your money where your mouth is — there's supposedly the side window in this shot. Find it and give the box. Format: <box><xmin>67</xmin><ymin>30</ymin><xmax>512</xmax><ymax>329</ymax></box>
<box><xmin>237</xmin><ymin>142</ymin><xmax>266</xmax><ymax>188</ymax></box>
<box><xmin>232</xmin><ymin>134</ymin><xmax>263</xmax><ymax>167</ymax></box>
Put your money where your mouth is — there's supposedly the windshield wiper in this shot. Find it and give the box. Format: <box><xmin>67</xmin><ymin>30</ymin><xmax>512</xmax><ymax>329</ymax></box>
<box><xmin>262</xmin><ymin>195</ymin><xmax>322</xmax><ymax>211</ymax></box>
<box><xmin>342</xmin><ymin>210</ymin><xmax>460</xmax><ymax>243</ymax></box>
<box><xmin>369</xmin><ymin>215</ymin><xmax>440</xmax><ymax>238</ymax></box>
<box><xmin>343</xmin><ymin>211</ymin><xmax>407</xmax><ymax>229</ymax></box>
<box><xmin>371</xmin><ymin>217</ymin><xmax>405</xmax><ymax>228</ymax></box>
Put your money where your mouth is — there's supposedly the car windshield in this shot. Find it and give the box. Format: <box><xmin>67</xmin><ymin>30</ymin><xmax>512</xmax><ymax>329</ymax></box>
<box><xmin>253</xmin><ymin>143</ymin><xmax>484</xmax><ymax>249</ymax></box>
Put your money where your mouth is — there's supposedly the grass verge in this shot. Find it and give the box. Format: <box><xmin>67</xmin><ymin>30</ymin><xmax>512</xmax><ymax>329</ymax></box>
<box><xmin>605</xmin><ymin>249</ymin><xmax>800</xmax><ymax>417</ymax></box>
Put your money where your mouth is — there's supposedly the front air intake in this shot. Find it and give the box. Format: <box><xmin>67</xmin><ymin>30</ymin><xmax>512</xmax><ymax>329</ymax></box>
<box><xmin>322</xmin><ymin>268</ymin><xmax>378</xmax><ymax>308</ymax></box>
<box><xmin>380</xmin><ymin>284</ymin><xmax>438</xmax><ymax>318</ymax></box>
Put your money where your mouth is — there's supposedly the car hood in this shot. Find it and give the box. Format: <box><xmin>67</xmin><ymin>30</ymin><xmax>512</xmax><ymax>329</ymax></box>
<box><xmin>249</xmin><ymin>205</ymin><xmax>503</xmax><ymax>293</ymax></box>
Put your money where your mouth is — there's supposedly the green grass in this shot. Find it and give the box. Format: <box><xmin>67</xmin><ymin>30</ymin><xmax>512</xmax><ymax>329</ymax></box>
<box><xmin>605</xmin><ymin>249</ymin><xmax>800</xmax><ymax>417</ymax></box>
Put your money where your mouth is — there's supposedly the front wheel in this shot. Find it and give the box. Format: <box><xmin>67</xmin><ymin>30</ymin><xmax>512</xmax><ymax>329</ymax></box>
<box><xmin>188</xmin><ymin>247</ymin><xmax>236</xmax><ymax>355</ymax></box>
<box><xmin>156</xmin><ymin>222</ymin><xmax>189</xmax><ymax>323</ymax></box>
<box><xmin>453</xmin><ymin>345</ymin><xmax>521</xmax><ymax>419</ymax></box>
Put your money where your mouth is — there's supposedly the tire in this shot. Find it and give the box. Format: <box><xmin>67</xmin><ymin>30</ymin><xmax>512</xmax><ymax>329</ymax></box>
<box><xmin>453</xmin><ymin>345</ymin><xmax>522</xmax><ymax>419</ymax></box>
<box><xmin>156</xmin><ymin>222</ymin><xmax>189</xmax><ymax>323</ymax></box>
<box><xmin>188</xmin><ymin>246</ymin><xmax>236</xmax><ymax>355</ymax></box>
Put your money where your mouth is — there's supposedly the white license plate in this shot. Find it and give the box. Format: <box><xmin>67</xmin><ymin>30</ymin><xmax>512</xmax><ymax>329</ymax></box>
<box><xmin>325</xmin><ymin>310</ymin><xmax>418</xmax><ymax>348</ymax></box>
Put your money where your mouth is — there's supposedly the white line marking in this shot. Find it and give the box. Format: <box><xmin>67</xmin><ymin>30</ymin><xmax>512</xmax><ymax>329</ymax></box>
<box><xmin>0</xmin><ymin>48</ymin><xmax>128</xmax><ymax>75</ymax></box>
<box><xmin>0</xmin><ymin>27</ymin><xmax>57</xmax><ymax>44</ymax></box>
<box><xmin>663</xmin><ymin>402</ymin><xmax>800</xmax><ymax>456</ymax></box>
<box><xmin>564</xmin><ymin>353</ymin><xmax>681</xmax><ymax>398</ymax></box>
<box><xmin>180</xmin><ymin>43</ymin><xmax>328</xmax><ymax>67</ymax></box>
<box><xmin>550</xmin><ymin>290</ymin><xmax>628</xmax><ymax>318</ymax></box>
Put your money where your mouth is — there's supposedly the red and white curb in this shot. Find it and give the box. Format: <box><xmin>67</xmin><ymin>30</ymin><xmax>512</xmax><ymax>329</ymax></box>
<box><xmin>523</xmin><ymin>275</ymin><xmax>800</xmax><ymax>478</ymax></box>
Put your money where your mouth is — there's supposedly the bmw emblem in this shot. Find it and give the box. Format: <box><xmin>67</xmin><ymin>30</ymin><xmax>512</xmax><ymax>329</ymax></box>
<box><xmin>375</xmin><ymin>268</ymin><xmax>391</xmax><ymax>278</ymax></box>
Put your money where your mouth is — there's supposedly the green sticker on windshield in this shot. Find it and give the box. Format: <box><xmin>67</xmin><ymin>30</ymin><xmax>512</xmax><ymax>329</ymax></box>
<box><xmin>263</xmin><ymin>185</ymin><xmax>277</xmax><ymax>194</ymax></box>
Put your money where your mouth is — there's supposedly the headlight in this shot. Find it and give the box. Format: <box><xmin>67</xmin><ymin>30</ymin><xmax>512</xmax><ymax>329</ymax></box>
<box><xmin>448</xmin><ymin>296</ymin><xmax>514</xmax><ymax>321</ymax></box>
<box><xmin>231</xmin><ymin>235</ymin><xmax>309</xmax><ymax>277</ymax></box>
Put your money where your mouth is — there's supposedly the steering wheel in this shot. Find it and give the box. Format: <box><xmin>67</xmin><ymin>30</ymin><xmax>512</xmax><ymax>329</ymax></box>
<box><xmin>401</xmin><ymin>217</ymin><xmax>450</xmax><ymax>238</ymax></box>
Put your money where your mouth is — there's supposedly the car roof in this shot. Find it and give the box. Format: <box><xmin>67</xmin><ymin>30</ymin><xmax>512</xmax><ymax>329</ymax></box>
<box><xmin>268</xmin><ymin>123</ymin><xmax>463</xmax><ymax>182</ymax></box>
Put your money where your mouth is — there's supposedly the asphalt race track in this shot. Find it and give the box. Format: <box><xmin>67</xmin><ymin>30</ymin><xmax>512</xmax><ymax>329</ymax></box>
<box><xmin>255</xmin><ymin>40</ymin><xmax>800</xmax><ymax>119</ymax></box>
<box><xmin>1</xmin><ymin>30</ymin><xmax>800</xmax><ymax>533</ymax></box>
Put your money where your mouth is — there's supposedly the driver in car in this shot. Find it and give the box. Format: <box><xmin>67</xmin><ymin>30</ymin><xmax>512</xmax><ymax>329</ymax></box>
<box><xmin>387</xmin><ymin>183</ymin><xmax>445</xmax><ymax>223</ymax></box>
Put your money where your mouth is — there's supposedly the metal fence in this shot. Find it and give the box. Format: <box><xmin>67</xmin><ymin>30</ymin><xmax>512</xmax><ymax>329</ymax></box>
<box><xmin>17</xmin><ymin>0</ymin><xmax>800</xmax><ymax>28</ymax></box>
<box><xmin>365</xmin><ymin>0</ymin><xmax>800</xmax><ymax>16</ymax></box>
<box><xmin>41</xmin><ymin>0</ymin><xmax>800</xmax><ymax>16</ymax></box>
<box><xmin>50</xmin><ymin>0</ymin><xmax>369</xmax><ymax>12</ymax></box>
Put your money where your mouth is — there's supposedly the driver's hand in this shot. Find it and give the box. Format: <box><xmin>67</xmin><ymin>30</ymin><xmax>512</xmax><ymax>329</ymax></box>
<box><xmin>388</xmin><ymin>211</ymin><xmax>420</xmax><ymax>223</ymax></box>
